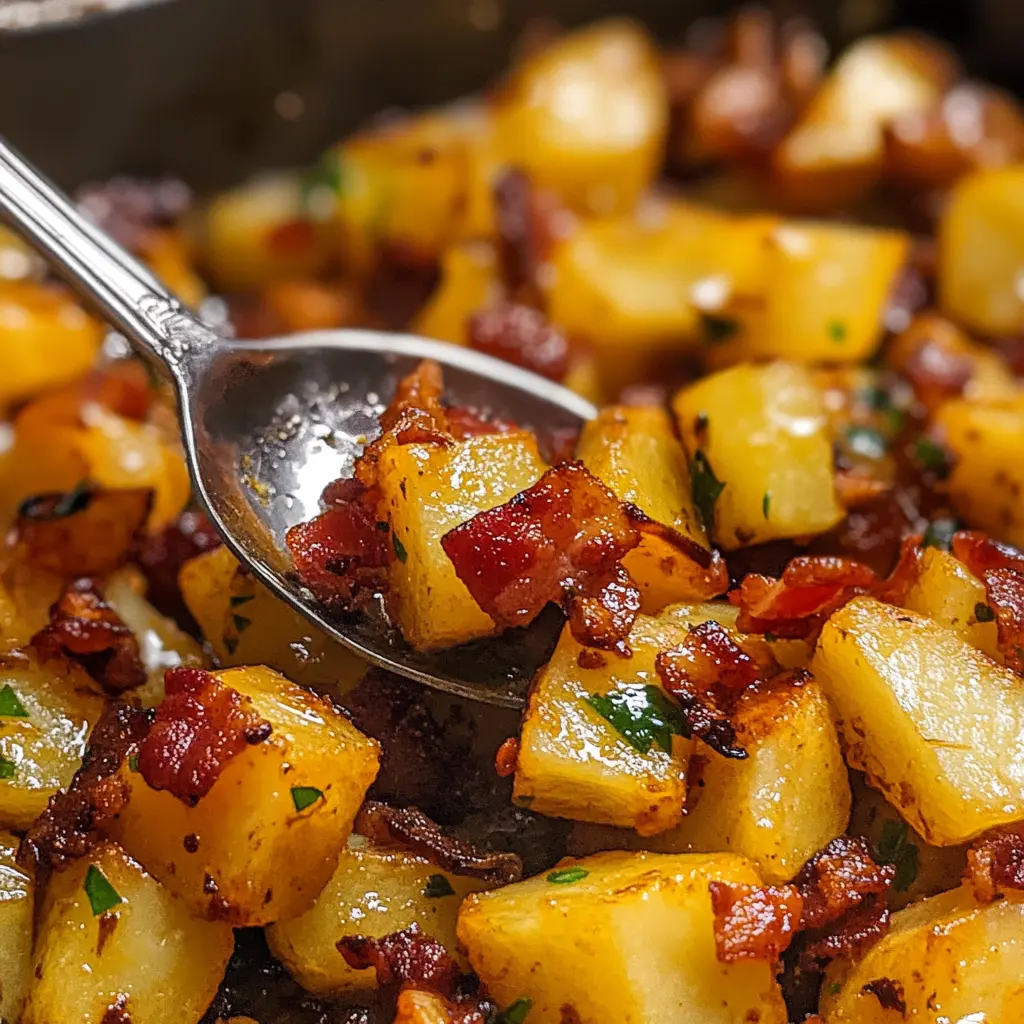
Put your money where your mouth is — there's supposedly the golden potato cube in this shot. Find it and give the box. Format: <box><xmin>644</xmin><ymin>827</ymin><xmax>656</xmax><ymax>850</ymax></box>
<box><xmin>649</xmin><ymin>680</ymin><xmax>850</xmax><ymax>883</ymax></box>
<box><xmin>458</xmin><ymin>850</ymin><xmax>787</xmax><ymax>1024</ymax></box>
<box><xmin>179</xmin><ymin>544</ymin><xmax>367</xmax><ymax>692</ymax></box>
<box><xmin>935</xmin><ymin>396</ymin><xmax>1024</xmax><ymax>549</ymax></box>
<box><xmin>814</xmin><ymin>597</ymin><xmax>1024</xmax><ymax>845</ymax></box>
<box><xmin>576</xmin><ymin>406</ymin><xmax>722</xmax><ymax>611</ymax></box>
<box><xmin>493</xmin><ymin>20</ymin><xmax>666</xmax><ymax>216</ymax></box>
<box><xmin>415</xmin><ymin>243</ymin><xmax>500</xmax><ymax>345</ymax></box>
<box><xmin>899</xmin><ymin>546</ymin><xmax>1001</xmax><ymax>662</ymax></box>
<box><xmin>0</xmin><ymin>652</ymin><xmax>105</xmax><ymax>831</ymax></box>
<box><xmin>22</xmin><ymin>841</ymin><xmax>233</xmax><ymax>1024</ymax></box>
<box><xmin>267</xmin><ymin>839</ymin><xmax>488</xmax><ymax>997</ymax></box>
<box><xmin>940</xmin><ymin>165</ymin><xmax>1024</xmax><ymax>335</ymax></box>
<box><xmin>821</xmin><ymin>886</ymin><xmax>1024</xmax><ymax>1022</ymax></box>
<box><xmin>378</xmin><ymin>432</ymin><xmax>547</xmax><ymax>650</ymax></box>
<box><xmin>674</xmin><ymin>362</ymin><xmax>843</xmax><ymax>549</ymax></box>
<box><xmin>109</xmin><ymin>665</ymin><xmax>380</xmax><ymax>925</ymax></box>
<box><xmin>0</xmin><ymin>830</ymin><xmax>32</xmax><ymax>1022</ymax></box>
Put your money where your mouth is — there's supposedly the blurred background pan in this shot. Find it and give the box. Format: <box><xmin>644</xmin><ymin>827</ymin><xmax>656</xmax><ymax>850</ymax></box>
<box><xmin>0</xmin><ymin>0</ymin><xmax>1020</xmax><ymax>191</ymax></box>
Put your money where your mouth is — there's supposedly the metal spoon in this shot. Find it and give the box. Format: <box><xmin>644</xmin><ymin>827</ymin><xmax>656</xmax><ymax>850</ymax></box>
<box><xmin>0</xmin><ymin>136</ymin><xmax>596</xmax><ymax>708</ymax></box>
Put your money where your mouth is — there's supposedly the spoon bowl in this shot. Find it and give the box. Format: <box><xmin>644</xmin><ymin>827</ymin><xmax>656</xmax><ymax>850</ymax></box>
<box><xmin>0</xmin><ymin>135</ymin><xmax>596</xmax><ymax>707</ymax></box>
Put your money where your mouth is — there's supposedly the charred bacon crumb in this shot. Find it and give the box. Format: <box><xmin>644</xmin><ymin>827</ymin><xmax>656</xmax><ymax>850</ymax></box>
<box><xmin>137</xmin><ymin>667</ymin><xmax>271</xmax><ymax>806</ymax></box>
<box><xmin>861</xmin><ymin>977</ymin><xmax>907</xmax><ymax>1016</ymax></box>
<box><xmin>468</xmin><ymin>303</ymin><xmax>570</xmax><ymax>383</ymax></box>
<box><xmin>494</xmin><ymin>737</ymin><xmax>519</xmax><ymax>778</ymax></box>
<box><xmin>964</xmin><ymin>825</ymin><xmax>1024</xmax><ymax>902</ymax></box>
<box><xmin>708</xmin><ymin>881</ymin><xmax>803</xmax><ymax>962</ymax></box>
<box><xmin>338</xmin><ymin>924</ymin><xmax>461</xmax><ymax>993</ymax></box>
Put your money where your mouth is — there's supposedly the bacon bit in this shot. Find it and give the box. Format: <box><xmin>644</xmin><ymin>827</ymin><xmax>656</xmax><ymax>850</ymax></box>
<box><xmin>861</xmin><ymin>978</ymin><xmax>906</xmax><ymax>1016</ymax></box>
<box><xmin>468</xmin><ymin>304</ymin><xmax>570</xmax><ymax>383</ymax></box>
<box><xmin>266</xmin><ymin>218</ymin><xmax>317</xmax><ymax>255</ymax></box>
<box><xmin>444</xmin><ymin>405</ymin><xmax>519</xmax><ymax>441</ymax></box>
<box><xmin>494</xmin><ymin>737</ymin><xmax>519</xmax><ymax>778</ymax></box>
<box><xmin>834</xmin><ymin>471</ymin><xmax>892</xmax><ymax>510</ymax></box>
<box><xmin>888</xmin><ymin>314</ymin><xmax>974</xmax><ymax>411</ymax></box>
<box><xmin>577</xmin><ymin>648</ymin><xmax>607</xmax><ymax>670</ymax></box>
<box><xmin>32</xmin><ymin>579</ymin><xmax>146</xmax><ymax>694</ymax></box>
<box><xmin>709</xmin><ymin>881</ymin><xmax>804</xmax><ymax>962</ymax></box>
<box><xmin>137</xmin><ymin>667</ymin><xmax>272</xmax><ymax>806</ymax></box>
<box><xmin>337</xmin><ymin>924</ymin><xmax>461</xmax><ymax>994</ymax></box>
<box><xmin>76</xmin><ymin>176</ymin><xmax>191</xmax><ymax>251</ymax></box>
<box><xmin>82</xmin><ymin>360</ymin><xmax>153</xmax><ymax>421</ymax></box>
<box><xmin>655</xmin><ymin>620</ymin><xmax>780</xmax><ymax>758</ymax></box>
<box><xmin>872</xmin><ymin>535</ymin><xmax>926</xmax><ymax>606</ymax></box>
<box><xmin>20</xmin><ymin>703</ymin><xmax>151</xmax><ymax>876</ymax></box>
<box><xmin>965</xmin><ymin>825</ymin><xmax>1024</xmax><ymax>902</ymax></box>
<box><xmin>795</xmin><ymin>836</ymin><xmax>895</xmax><ymax>931</ymax></box>
<box><xmin>354</xmin><ymin>801</ymin><xmax>522</xmax><ymax>885</ymax></box>
<box><xmin>800</xmin><ymin>898</ymin><xmax>891</xmax><ymax>970</ymax></box>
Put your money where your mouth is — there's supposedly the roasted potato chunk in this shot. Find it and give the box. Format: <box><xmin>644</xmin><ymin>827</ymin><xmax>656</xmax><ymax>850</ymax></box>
<box><xmin>108</xmin><ymin>665</ymin><xmax>380</xmax><ymax>925</ymax></box>
<box><xmin>814</xmin><ymin>597</ymin><xmax>1024</xmax><ymax>845</ymax></box>
<box><xmin>458</xmin><ymin>850</ymin><xmax>787</xmax><ymax>1024</ymax></box>
<box><xmin>22</xmin><ymin>840</ymin><xmax>233</xmax><ymax>1024</ymax></box>
<box><xmin>414</xmin><ymin>242</ymin><xmax>500</xmax><ymax>345</ymax></box>
<box><xmin>0</xmin><ymin>830</ymin><xmax>32</xmax><ymax>1022</ymax></box>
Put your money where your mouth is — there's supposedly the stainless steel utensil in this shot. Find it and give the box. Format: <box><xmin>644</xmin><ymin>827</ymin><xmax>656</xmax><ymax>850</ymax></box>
<box><xmin>0</xmin><ymin>135</ymin><xmax>596</xmax><ymax>708</ymax></box>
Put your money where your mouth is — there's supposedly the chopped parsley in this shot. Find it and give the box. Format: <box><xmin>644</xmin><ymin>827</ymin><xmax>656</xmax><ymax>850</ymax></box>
<box><xmin>828</xmin><ymin>982</ymin><xmax>843</xmax><ymax>996</ymax></box>
<box><xmin>827</xmin><ymin>318</ymin><xmax>848</xmax><ymax>343</ymax></box>
<box><xmin>392</xmin><ymin>532</ymin><xmax>408</xmax><ymax>564</ymax></box>
<box><xmin>845</xmin><ymin>425</ymin><xmax>887</xmax><ymax>460</ymax></box>
<box><xmin>547</xmin><ymin>866</ymin><xmax>589</xmax><ymax>885</ymax></box>
<box><xmin>699</xmin><ymin>313</ymin><xmax>739</xmax><ymax>345</ymax></box>
<box><xmin>875</xmin><ymin>820</ymin><xmax>919</xmax><ymax>892</ymax></box>
<box><xmin>0</xmin><ymin>685</ymin><xmax>28</xmax><ymax>719</ymax></box>
<box><xmin>921</xmin><ymin>517</ymin><xmax>958</xmax><ymax>551</ymax></box>
<box><xmin>586</xmin><ymin>684</ymin><xmax>690</xmax><ymax>756</ymax></box>
<box><xmin>690</xmin><ymin>450</ymin><xmax>725</xmax><ymax>533</ymax></box>
<box><xmin>128</xmin><ymin>754</ymin><xmax>140</xmax><ymax>773</ymax></box>
<box><xmin>762</xmin><ymin>491</ymin><xmax>771</xmax><ymax>520</ymax></box>
<box><xmin>423</xmin><ymin>874</ymin><xmax>456</xmax><ymax>898</ymax></box>
<box><xmin>84</xmin><ymin>864</ymin><xmax>122</xmax><ymax>917</ymax></box>
<box><xmin>975</xmin><ymin>602</ymin><xmax>995</xmax><ymax>623</ymax></box>
<box><xmin>491</xmin><ymin>998</ymin><xmax>532</xmax><ymax>1024</ymax></box>
<box><xmin>301</xmin><ymin>151</ymin><xmax>347</xmax><ymax>214</ymax></box>
<box><xmin>290</xmin><ymin>786</ymin><xmax>324</xmax><ymax>812</ymax></box>
<box><xmin>914</xmin><ymin>437</ymin><xmax>951</xmax><ymax>478</ymax></box>
<box><xmin>0</xmin><ymin>755</ymin><xmax>14</xmax><ymax>780</ymax></box>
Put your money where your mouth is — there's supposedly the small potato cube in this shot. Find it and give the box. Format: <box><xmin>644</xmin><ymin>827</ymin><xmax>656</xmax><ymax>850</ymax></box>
<box><xmin>674</xmin><ymin>362</ymin><xmax>843</xmax><ymax>549</ymax></box>
<box><xmin>0</xmin><ymin>831</ymin><xmax>32</xmax><ymax>1022</ymax></box>
<box><xmin>23</xmin><ymin>841</ymin><xmax>233</xmax><ymax>1024</ymax></box>
<box><xmin>814</xmin><ymin>598</ymin><xmax>1024</xmax><ymax>845</ymax></box>
<box><xmin>108</xmin><ymin>665</ymin><xmax>380</xmax><ymax>925</ymax></box>
<box><xmin>649</xmin><ymin>680</ymin><xmax>850</xmax><ymax>883</ymax></box>
<box><xmin>935</xmin><ymin>396</ymin><xmax>1024</xmax><ymax>549</ymax></box>
<box><xmin>576</xmin><ymin>406</ymin><xmax>722</xmax><ymax>611</ymax></box>
<box><xmin>415</xmin><ymin>243</ymin><xmax>501</xmax><ymax>345</ymax></box>
<box><xmin>378</xmin><ymin>432</ymin><xmax>547</xmax><ymax>650</ymax></box>
<box><xmin>458</xmin><ymin>850</ymin><xmax>787</xmax><ymax>1024</ymax></box>
<box><xmin>0</xmin><ymin>652</ymin><xmax>105</xmax><ymax>830</ymax></box>
<box><xmin>821</xmin><ymin>886</ymin><xmax>1024</xmax><ymax>1022</ymax></box>
<box><xmin>939</xmin><ymin>165</ymin><xmax>1024</xmax><ymax>335</ymax></box>
<box><xmin>267</xmin><ymin>839</ymin><xmax>488</xmax><ymax>997</ymax></box>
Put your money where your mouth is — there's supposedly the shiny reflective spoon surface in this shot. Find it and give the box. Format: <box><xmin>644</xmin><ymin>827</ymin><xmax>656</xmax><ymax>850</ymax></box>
<box><xmin>0</xmin><ymin>136</ymin><xmax>596</xmax><ymax>708</ymax></box>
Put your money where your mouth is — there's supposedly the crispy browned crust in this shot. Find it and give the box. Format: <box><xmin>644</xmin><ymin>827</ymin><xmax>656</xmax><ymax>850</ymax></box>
<box><xmin>337</xmin><ymin>923</ymin><xmax>462</xmax><ymax>993</ymax></box>
<box><xmin>965</xmin><ymin>825</ymin><xmax>1024</xmax><ymax>902</ymax></box>
<box><xmin>709</xmin><ymin>881</ymin><xmax>804</xmax><ymax>962</ymax></box>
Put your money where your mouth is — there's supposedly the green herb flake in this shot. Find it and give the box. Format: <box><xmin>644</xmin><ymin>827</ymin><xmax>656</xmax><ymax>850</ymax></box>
<box><xmin>914</xmin><ymin>436</ymin><xmax>951</xmax><ymax>478</ymax></box>
<box><xmin>547</xmin><ymin>866</ymin><xmax>589</xmax><ymax>885</ymax></box>
<box><xmin>232</xmin><ymin>614</ymin><xmax>252</xmax><ymax>634</ymax></box>
<box><xmin>975</xmin><ymin>602</ymin><xmax>996</xmax><ymax>623</ymax></box>
<box><xmin>229</xmin><ymin>593</ymin><xmax>255</xmax><ymax>607</ymax></box>
<box><xmin>586</xmin><ymin>684</ymin><xmax>690</xmax><ymax>755</ymax></box>
<box><xmin>0</xmin><ymin>755</ymin><xmax>14</xmax><ymax>780</ymax></box>
<box><xmin>764</xmin><ymin>631</ymin><xmax>779</xmax><ymax>643</ymax></box>
<box><xmin>827</xmin><ymin>318</ymin><xmax>848</xmax><ymax>343</ymax></box>
<box><xmin>392</xmin><ymin>533</ymin><xmax>408</xmax><ymax>564</ymax></box>
<box><xmin>492</xmin><ymin>998</ymin><xmax>533</xmax><ymax>1024</ymax></box>
<box><xmin>828</xmin><ymin>982</ymin><xmax>843</xmax><ymax>996</ymax></box>
<box><xmin>84</xmin><ymin>864</ymin><xmax>122</xmax><ymax>916</ymax></box>
<box><xmin>845</xmin><ymin>425</ymin><xmax>888</xmax><ymax>461</ymax></box>
<box><xmin>291</xmin><ymin>786</ymin><xmax>324</xmax><ymax>813</ymax></box>
<box><xmin>301</xmin><ymin>152</ymin><xmax>347</xmax><ymax>215</ymax></box>
<box><xmin>762</xmin><ymin>491</ymin><xmax>771</xmax><ymax>520</ymax></box>
<box><xmin>699</xmin><ymin>313</ymin><xmax>739</xmax><ymax>345</ymax></box>
<box><xmin>875</xmin><ymin>819</ymin><xmax>919</xmax><ymax>892</ymax></box>
<box><xmin>690</xmin><ymin>450</ymin><xmax>725</xmax><ymax>533</ymax></box>
<box><xmin>423</xmin><ymin>873</ymin><xmax>456</xmax><ymax>899</ymax></box>
<box><xmin>128</xmin><ymin>754</ymin><xmax>140</xmax><ymax>774</ymax></box>
<box><xmin>0</xmin><ymin>685</ymin><xmax>28</xmax><ymax>719</ymax></box>
<box><xmin>921</xmin><ymin>517</ymin><xmax>958</xmax><ymax>551</ymax></box>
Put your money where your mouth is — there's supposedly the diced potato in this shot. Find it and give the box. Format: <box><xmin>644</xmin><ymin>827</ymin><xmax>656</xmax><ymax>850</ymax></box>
<box><xmin>267</xmin><ymin>838</ymin><xmax>487</xmax><ymax>997</ymax></box>
<box><xmin>0</xmin><ymin>830</ymin><xmax>32</xmax><ymax>1022</ymax></box>
<box><xmin>178</xmin><ymin>544</ymin><xmax>367</xmax><ymax>693</ymax></box>
<box><xmin>414</xmin><ymin>242</ymin><xmax>501</xmax><ymax>344</ymax></box>
<box><xmin>0</xmin><ymin>282</ymin><xmax>103</xmax><ymax>412</ymax></box>
<box><xmin>108</xmin><ymin>665</ymin><xmax>380</xmax><ymax>925</ymax></box>
<box><xmin>935</xmin><ymin>396</ymin><xmax>1024</xmax><ymax>549</ymax></box>
<box><xmin>774</xmin><ymin>34</ymin><xmax>957</xmax><ymax>209</ymax></box>
<box><xmin>814</xmin><ymin>597</ymin><xmax>1024</xmax><ymax>845</ymax></box>
<box><xmin>0</xmin><ymin>651</ymin><xmax>105</xmax><ymax>831</ymax></box>
<box><xmin>139</xmin><ymin>228</ymin><xmax>206</xmax><ymax>310</ymax></box>
<box><xmin>23</xmin><ymin>840</ymin><xmax>233</xmax><ymax>1024</ymax></box>
<box><xmin>939</xmin><ymin>165</ymin><xmax>1024</xmax><ymax>335</ymax></box>
<box><xmin>198</xmin><ymin>172</ymin><xmax>338</xmax><ymax>292</ymax></box>
<box><xmin>821</xmin><ymin>886</ymin><xmax>1024</xmax><ymax>1022</ymax></box>
<box><xmin>395</xmin><ymin>989</ymin><xmax>458</xmax><ymax>1024</ymax></box>
<box><xmin>492</xmin><ymin>20</ymin><xmax>667</xmax><ymax>216</ymax></box>
<box><xmin>378</xmin><ymin>432</ymin><xmax>547</xmax><ymax>650</ymax></box>
<box><xmin>576</xmin><ymin>406</ymin><xmax>721</xmax><ymax>611</ymax></box>
<box><xmin>648</xmin><ymin>680</ymin><xmax>850</xmax><ymax>883</ymax></box>
<box><xmin>898</xmin><ymin>546</ymin><xmax>1001</xmax><ymax>662</ymax></box>
<box><xmin>458</xmin><ymin>850</ymin><xmax>788</xmax><ymax>1024</ymax></box>
<box><xmin>673</xmin><ymin>362</ymin><xmax>843</xmax><ymax>549</ymax></box>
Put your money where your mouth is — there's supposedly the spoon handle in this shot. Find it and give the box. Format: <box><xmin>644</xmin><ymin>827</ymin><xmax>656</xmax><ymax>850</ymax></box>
<box><xmin>0</xmin><ymin>134</ymin><xmax>217</xmax><ymax>383</ymax></box>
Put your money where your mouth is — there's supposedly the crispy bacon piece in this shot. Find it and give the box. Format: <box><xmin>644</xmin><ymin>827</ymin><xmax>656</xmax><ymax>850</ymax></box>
<box><xmin>137</xmin><ymin>667</ymin><xmax>271</xmax><ymax>806</ymax></box>
<box><xmin>799</xmin><ymin>898</ymin><xmax>891</xmax><ymax>970</ymax></box>
<box><xmin>494</xmin><ymin>737</ymin><xmax>519</xmax><ymax>778</ymax></box>
<box><xmin>655</xmin><ymin>620</ymin><xmax>780</xmax><ymax>758</ymax></box>
<box><xmin>833</xmin><ymin>471</ymin><xmax>892</xmax><ymax>510</ymax></box>
<box><xmin>444</xmin><ymin>405</ymin><xmax>519</xmax><ymax>441</ymax></box>
<box><xmin>81</xmin><ymin>360</ymin><xmax>153</xmax><ymax>421</ymax></box>
<box><xmin>709</xmin><ymin>881</ymin><xmax>804</xmax><ymax>962</ymax></box>
<box><xmin>795</xmin><ymin>836</ymin><xmax>895</xmax><ymax>930</ymax></box>
<box><xmin>861</xmin><ymin>978</ymin><xmax>906</xmax><ymax>1015</ymax></box>
<box><xmin>965</xmin><ymin>825</ymin><xmax>1024</xmax><ymax>902</ymax></box>
<box><xmin>468</xmin><ymin>304</ymin><xmax>570</xmax><ymax>383</ymax></box>
<box><xmin>20</xmin><ymin>703</ymin><xmax>151</xmax><ymax>875</ymax></box>
<box><xmin>887</xmin><ymin>314</ymin><xmax>975</xmax><ymax>411</ymax></box>
<box><xmin>355</xmin><ymin>801</ymin><xmax>522</xmax><ymax>885</ymax></box>
<box><xmin>32</xmin><ymin>579</ymin><xmax>146</xmax><ymax>694</ymax></box>
<box><xmin>338</xmin><ymin>924</ymin><xmax>461</xmax><ymax>994</ymax></box>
